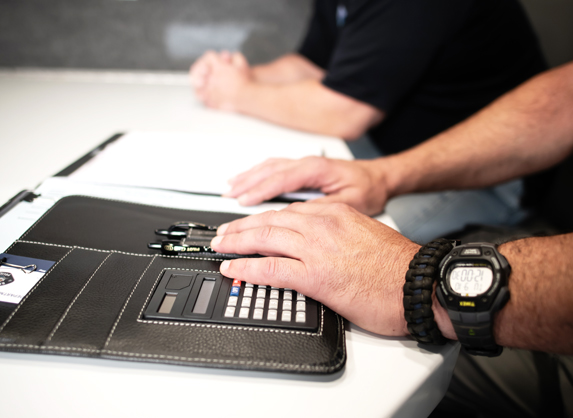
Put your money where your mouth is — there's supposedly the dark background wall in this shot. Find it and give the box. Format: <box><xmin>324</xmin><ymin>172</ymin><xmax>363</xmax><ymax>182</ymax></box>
<box><xmin>0</xmin><ymin>0</ymin><xmax>571</xmax><ymax>71</ymax></box>
<box><xmin>0</xmin><ymin>0</ymin><xmax>313</xmax><ymax>70</ymax></box>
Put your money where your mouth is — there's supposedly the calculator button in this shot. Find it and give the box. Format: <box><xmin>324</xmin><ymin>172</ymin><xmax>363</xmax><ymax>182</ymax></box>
<box><xmin>230</xmin><ymin>286</ymin><xmax>240</xmax><ymax>297</ymax></box>
<box><xmin>243</xmin><ymin>287</ymin><xmax>253</xmax><ymax>298</ymax></box>
<box><xmin>283</xmin><ymin>291</ymin><xmax>292</xmax><ymax>300</ymax></box>
<box><xmin>282</xmin><ymin>300</ymin><xmax>292</xmax><ymax>311</ymax></box>
<box><xmin>271</xmin><ymin>287</ymin><xmax>279</xmax><ymax>290</ymax></box>
<box><xmin>232</xmin><ymin>279</ymin><xmax>242</xmax><ymax>287</ymax></box>
<box><xmin>227</xmin><ymin>296</ymin><xmax>238</xmax><ymax>307</ymax></box>
<box><xmin>257</xmin><ymin>285</ymin><xmax>267</xmax><ymax>289</ymax></box>
<box><xmin>270</xmin><ymin>289</ymin><xmax>279</xmax><ymax>299</ymax></box>
<box><xmin>254</xmin><ymin>298</ymin><xmax>265</xmax><ymax>309</ymax></box>
<box><xmin>239</xmin><ymin>307</ymin><xmax>250</xmax><ymax>319</ymax></box>
<box><xmin>256</xmin><ymin>288</ymin><xmax>266</xmax><ymax>299</ymax></box>
<box><xmin>295</xmin><ymin>312</ymin><xmax>306</xmax><ymax>323</ymax></box>
<box><xmin>245</xmin><ymin>283</ymin><xmax>254</xmax><ymax>288</ymax></box>
<box><xmin>267</xmin><ymin>309</ymin><xmax>278</xmax><ymax>321</ymax></box>
<box><xmin>224</xmin><ymin>306</ymin><xmax>236</xmax><ymax>318</ymax></box>
<box><xmin>253</xmin><ymin>308</ymin><xmax>264</xmax><ymax>320</ymax></box>
<box><xmin>297</xmin><ymin>293</ymin><xmax>306</xmax><ymax>301</ymax></box>
<box><xmin>296</xmin><ymin>301</ymin><xmax>306</xmax><ymax>312</ymax></box>
<box><xmin>281</xmin><ymin>310</ymin><xmax>292</xmax><ymax>322</ymax></box>
<box><xmin>241</xmin><ymin>297</ymin><xmax>252</xmax><ymax>307</ymax></box>
<box><xmin>268</xmin><ymin>299</ymin><xmax>279</xmax><ymax>310</ymax></box>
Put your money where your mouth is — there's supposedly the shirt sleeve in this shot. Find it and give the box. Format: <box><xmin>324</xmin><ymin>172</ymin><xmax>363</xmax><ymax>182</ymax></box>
<box><xmin>322</xmin><ymin>0</ymin><xmax>474</xmax><ymax>112</ymax></box>
<box><xmin>298</xmin><ymin>0</ymin><xmax>338</xmax><ymax>70</ymax></box>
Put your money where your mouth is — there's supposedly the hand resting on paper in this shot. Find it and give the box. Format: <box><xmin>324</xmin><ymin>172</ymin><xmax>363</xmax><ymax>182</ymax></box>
<box><xmin>224</xmin><ymin>156</ymin><xmax>392</xmax><ymax>216</ymax></box>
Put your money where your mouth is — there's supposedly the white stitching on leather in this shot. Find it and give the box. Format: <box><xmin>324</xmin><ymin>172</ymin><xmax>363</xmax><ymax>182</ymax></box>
<box><xmin>102</xmin><ymin>256</ymin><xmax>157</xmax><ymax>349</ymax></box>
<box><xmin>0</xmin><ymin>247</ymin><xmax>75</xmax><ymax>333</ymax></box>
<box><xmin>1</xmin><ymin>208</ymin><xmax>344</xmax><ymax>371</ymax></box>
<box><xmin>0</xmin><ymin>343</ymin><xmax>345</xmax><ymax>372</ymax></box>
<box><xmin>13</xmin><ymin>240</ymin><xmax>224</xmax><ymax>262</ymax></box>
<box><xmin>45</xmin><ymin>252</ymin><xmax>114</xmax><ymax>343</ymax></box>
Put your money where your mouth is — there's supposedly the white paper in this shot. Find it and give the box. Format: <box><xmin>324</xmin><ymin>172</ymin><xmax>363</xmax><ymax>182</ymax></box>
<box><xmin>70</xmin><ymin>131</ymin><xmax>325</xmax><ymax>197</ymax></box>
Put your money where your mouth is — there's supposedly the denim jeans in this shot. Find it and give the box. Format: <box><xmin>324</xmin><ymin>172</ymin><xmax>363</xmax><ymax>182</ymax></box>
<box><xmin>347</xmin><ymin>136</ymin><xmax>528</xmax><ymax>244</ymax></box>
<box><xmin>385</xmin><ymin>179</ymin><xmax>527</xmax><ymax>244</ymax></box>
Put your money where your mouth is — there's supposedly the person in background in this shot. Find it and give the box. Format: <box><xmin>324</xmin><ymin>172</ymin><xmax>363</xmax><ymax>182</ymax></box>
<box><xmin>190</xmin><ymin>0</ymin><xmax>547</xmax><ymax>243</ymax></box>
<box><xmin>211</xmin><ymin>61</ymin><xmax>573</xmax><ymax>417</ymax></box>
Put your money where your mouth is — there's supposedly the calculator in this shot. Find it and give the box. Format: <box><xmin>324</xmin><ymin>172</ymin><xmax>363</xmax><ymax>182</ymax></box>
<box><xmin>144</xmin><ymin>269</ymin><xmax>319</xmax><ymax>331</ymax></box>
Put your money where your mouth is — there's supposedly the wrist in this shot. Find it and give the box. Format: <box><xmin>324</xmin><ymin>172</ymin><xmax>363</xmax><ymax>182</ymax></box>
<box><xmin>233</xmin><ymin>79</ymin><xmax>253</xmax><ymax>114</ymax></box>
<box><xmin>378</xmin><ymin>155</ymin><xmax>408</xmax><ymax>200</ymax></box>
<box><xmin>432</xmin><ymin>292</ymin><xmax>456</xmax><ymax>340</ymax></box>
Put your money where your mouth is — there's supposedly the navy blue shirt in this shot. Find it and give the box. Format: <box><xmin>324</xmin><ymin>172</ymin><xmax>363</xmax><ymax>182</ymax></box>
<box><xmin>299</xmin><ymin>0</ymin><xmax>547</xmax><ymax>154</ymax></box>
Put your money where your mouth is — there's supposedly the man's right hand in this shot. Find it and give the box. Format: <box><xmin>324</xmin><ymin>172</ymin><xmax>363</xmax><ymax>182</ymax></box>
<box><xmin>225</xmin><ymin>156</ymin><xmax>391</xmax><ymax>216</ymax></box>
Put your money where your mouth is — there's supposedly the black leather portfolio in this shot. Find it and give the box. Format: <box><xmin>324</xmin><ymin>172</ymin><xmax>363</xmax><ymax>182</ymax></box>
<box><xmin>0</xmin><ymin>196</ymin><xmax>345</xmax><ymax>374</ymax></box>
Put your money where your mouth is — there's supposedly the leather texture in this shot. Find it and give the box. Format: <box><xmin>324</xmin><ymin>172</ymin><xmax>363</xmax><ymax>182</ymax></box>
<box><xmin>0</xmin><ymin>196</ymin><xmax>346</xmax><ymax>374</ymax></box>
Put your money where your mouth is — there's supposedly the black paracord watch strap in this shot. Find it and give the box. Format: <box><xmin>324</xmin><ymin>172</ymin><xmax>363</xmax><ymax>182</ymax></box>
<box><xmin>404</xmin><ymin>238</ymin><xmax>454</xmax><ymax>345</ymax></box>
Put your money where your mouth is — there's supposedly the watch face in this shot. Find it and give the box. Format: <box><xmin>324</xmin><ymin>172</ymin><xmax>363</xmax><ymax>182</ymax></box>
<box><xmin>448</xmin><ymin>264</ymin><xmax>493</xmax><ymax>297</ymax></box>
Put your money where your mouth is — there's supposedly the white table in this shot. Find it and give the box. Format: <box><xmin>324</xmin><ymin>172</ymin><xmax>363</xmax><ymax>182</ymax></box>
<box><xmin>0</xmin><ymin>69</ymin><xmax>459</xmax><ymax>418</ymax></box>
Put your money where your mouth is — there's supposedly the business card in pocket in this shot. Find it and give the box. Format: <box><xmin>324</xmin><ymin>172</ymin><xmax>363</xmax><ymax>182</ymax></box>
<box><xmin>0</xmin><ymin>254</ymin><xmax>55</xmax><ymax>304</ymax></box>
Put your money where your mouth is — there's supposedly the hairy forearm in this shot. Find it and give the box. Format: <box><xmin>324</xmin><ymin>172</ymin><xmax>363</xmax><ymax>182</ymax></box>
<box><xmin>494</xmin><ymin>234</ymin><xmax>573</xmax><ymax>354</ymax></box>
<box><xmin>384</xmin><ymin>62</ymin><xmax>573</xmax><ymax>198</ymax></box>
<box><xmin>250</xmin><ymin>54</ymin><xmax>326</xmax><ymax>84</ymax></box>
<box><xmin>235</xmin><ymin>79</ymin><xmax>383</xmax><ymax>139</ymax></box>
<box><xmin>431</xmin><ymin>233</ymin><xmax>573</xmax><ymax>354</ymax></box>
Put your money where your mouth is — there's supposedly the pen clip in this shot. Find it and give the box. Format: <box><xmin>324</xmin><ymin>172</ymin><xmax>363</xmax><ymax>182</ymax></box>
<box><xmin>155</xmin><ymin>221</ymin><xmax>218</xmax><ymax>239</ymax></box>
<box><xmin>173</xmin><ymin>221</ymin><xmax>218</xmax><ymax>231</ymax></box>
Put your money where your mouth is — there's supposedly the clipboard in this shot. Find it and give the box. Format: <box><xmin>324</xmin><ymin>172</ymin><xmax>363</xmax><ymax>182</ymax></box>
<box><xmin>0</xmin><ymin>195</ymin><xmax>346</xmax><ymax>374</ymax></box>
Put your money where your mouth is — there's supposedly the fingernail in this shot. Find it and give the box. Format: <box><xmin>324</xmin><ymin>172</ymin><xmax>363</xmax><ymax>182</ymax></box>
<box><xmin>211</xmin><ymin>235</ymin><xmax>222</xmax><ymax>248</ymax></box>
<box><xmin>217</xmin><ymin>223</ymin><xmax>229</xmax><ymax>235</ymax></box>
<box><xmin>220</xmin><ymin>259</ymin><xmax>230</xmax><ymax>273</ymax></box>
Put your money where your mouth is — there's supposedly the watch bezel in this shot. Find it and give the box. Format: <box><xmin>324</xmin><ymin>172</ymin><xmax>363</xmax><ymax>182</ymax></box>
<box><xmin>438</xmin><ymin>244</ymin><xmax>510</xmax><ymax>312</ymax></box>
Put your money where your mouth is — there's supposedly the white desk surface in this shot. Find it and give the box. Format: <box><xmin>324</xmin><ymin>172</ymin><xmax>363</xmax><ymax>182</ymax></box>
<box><xmin>0</xmin><ymin>69</ymin><xmax>459</xmax><ymax>418</ymax></box>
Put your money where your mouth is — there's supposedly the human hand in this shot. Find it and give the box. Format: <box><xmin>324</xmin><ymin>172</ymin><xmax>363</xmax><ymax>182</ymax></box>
<box><xmin>225</xmin><ymin>156</ymin><xmax>390</xmax><ymax>216</ymax></box>
<box><xmin>210</xmin><ymin>202</ymin><xmax>421</xmax><ymax>336</ymax></box>
<box><xmin>194</xmin><ymin>51</ymin><xmax>252</xmax><ymax>112</ymax></box>
<box><xmin>189</xmin><ymin>50</ymin><xmax>221</xmax><ymax>100</ymax></box>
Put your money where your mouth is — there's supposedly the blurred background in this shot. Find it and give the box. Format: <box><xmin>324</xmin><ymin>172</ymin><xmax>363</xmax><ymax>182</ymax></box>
<box><xmin>1</xmin><ymin>0</ymin><xmax>572</xmax><ymax>71</ymax></box>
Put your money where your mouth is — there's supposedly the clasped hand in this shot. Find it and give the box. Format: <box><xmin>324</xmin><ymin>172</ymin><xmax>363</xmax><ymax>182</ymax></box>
<box><xmin>189</xmin><ymin>50</ymin><xmax>252</xmax><ymax>111</ymax></box>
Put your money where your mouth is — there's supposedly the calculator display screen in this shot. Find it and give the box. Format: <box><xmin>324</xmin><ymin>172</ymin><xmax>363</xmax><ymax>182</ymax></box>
<box><xmin>193</xmin><ymin>278</ymin><xmax>216</xmax><ymax>314</ymax></box>
<box><xmin>158</xmin><ymin>294</ymin><xmax>177</xmax><ymax>314</ymax></box>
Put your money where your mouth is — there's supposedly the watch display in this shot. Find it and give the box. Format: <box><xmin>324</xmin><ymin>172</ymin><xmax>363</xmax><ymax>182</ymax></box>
<box><xmin>449</xmin><ymin>264</ymin><xmax>493</xmax><ymax>297</ymax></box>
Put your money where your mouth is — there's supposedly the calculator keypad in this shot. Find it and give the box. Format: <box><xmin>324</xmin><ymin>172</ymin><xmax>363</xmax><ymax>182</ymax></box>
<box><xmin>224</xmin><ymin>281</ymin><xmax>309</xmax><ymax>326</ymax></box>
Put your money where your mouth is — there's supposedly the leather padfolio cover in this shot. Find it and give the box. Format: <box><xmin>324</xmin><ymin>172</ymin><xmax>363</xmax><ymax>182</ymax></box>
<box><xmin>0</xmin><ymin>196</ymin><xmax>345</xmax><ymax>374</ymax></box>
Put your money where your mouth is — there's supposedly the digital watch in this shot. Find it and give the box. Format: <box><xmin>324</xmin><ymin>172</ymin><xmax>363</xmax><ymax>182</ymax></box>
<box><xmin>436</xmin><ymin>242</ymin><xmax>511</xmax><ymax>357</ymax></box>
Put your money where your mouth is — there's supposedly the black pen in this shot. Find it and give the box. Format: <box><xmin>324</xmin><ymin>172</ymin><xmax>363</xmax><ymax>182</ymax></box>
<box><xmin>155</xmin><ymin>222</ymin><xmax>218</xmax><ymax>239</ymax></box>
<box><xmin>148</xmin><ymin>240</ymin><xmax>215</xmax><ymax>255</ymax></box>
